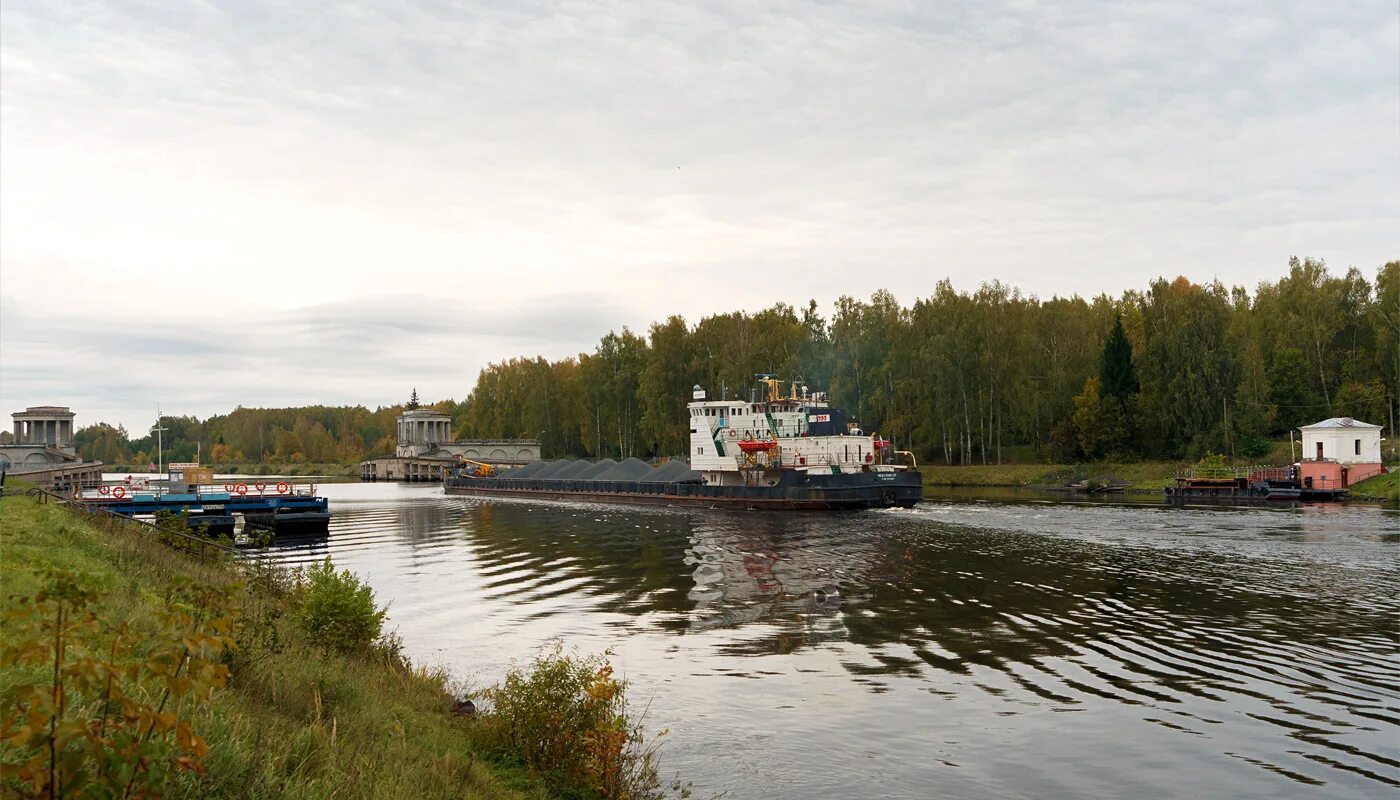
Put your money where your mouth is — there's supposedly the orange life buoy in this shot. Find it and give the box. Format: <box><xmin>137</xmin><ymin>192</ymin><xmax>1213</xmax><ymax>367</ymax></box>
<box><xmin>234</xmin><ymin>483</ymin><xmax>248</xmax><ymax>496</ymax></box>
<box><xmin>99</xmin><ymin>484</ymin><xmax>111</xmax><ymax>495</ymax></box>
<box><xmin>276</xmin><ymin>482</ymin><xmax>290</xmax><ymax>494</ymax></box>
<box><xmin>727</xmin><ymin>429</ymin><xmax>738</xmax><ymax>438</ymax></box>
<box><xmin>112</xmin><ymin>486</ymin><xmax>126</xmax><ymax>499</ymax></box>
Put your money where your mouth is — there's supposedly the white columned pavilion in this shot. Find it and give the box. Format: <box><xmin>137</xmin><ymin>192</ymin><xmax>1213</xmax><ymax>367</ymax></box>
<box><xmin>395</xmin><ymin>408</ymin><xmax>454</xmax><ymax>457</ymax></box>
<box><xmin>9</xmin><ymin>407</ymin><xmax>77</xmax><ymax>455</ymax></box>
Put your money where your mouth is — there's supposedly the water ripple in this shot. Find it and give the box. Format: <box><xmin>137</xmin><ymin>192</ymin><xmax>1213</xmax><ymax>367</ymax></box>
<box><xmin>251</xmin><ymin>483</ymin><xmax>1399</xmax><ymax>799</ymax></box>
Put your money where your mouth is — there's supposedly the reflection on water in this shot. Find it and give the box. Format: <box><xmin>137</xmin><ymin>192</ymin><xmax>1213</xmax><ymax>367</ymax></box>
<box><xmin>261</xmin><ymin>484</ymin><xmax>1400</xmax><ymax>800</ymax></box>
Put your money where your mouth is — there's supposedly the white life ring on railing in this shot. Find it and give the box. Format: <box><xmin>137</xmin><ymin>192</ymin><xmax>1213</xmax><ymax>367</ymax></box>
<box><xmin>111</xmin><ymin>486</ymin><xmax>126</xmax><ymax>499</ymax></box>
<box><xmin>727</xmin><ymin>429</ymin><xmax>738</xmax><ymax>438</ymax></box>
<box><xmin>276</xmin><ymin>482</ymin><xmax>290</xmax><ymax>494</ymax></box>
<box><xmin>255</xmin><ymin>481</ymin><xmax>267</xmax><ymax>493</ymax></box>
<box><xmin>99</xmin><ymin>484</ymin><xmax>111</xmax><ymax>495</ymax></box>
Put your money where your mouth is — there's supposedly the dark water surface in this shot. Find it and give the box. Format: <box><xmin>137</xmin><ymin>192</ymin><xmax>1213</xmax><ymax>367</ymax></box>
<box><xmin>258</xmin><ymin>485</ymin><xmax>1399</xmax><ymax>799</ymax></box>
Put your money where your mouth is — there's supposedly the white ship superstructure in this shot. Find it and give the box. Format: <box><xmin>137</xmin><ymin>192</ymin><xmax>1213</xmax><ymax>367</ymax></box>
<box><xmin>688</xmin><ymin>377</ymin><xmax>909</xmax><ymax>486</ymax></box>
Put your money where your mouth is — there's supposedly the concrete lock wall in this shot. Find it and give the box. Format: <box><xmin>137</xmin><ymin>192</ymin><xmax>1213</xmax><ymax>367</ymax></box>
<box><xmin>0</xmin><ymin>446</ymin><xmax>70</xmax><ymax>468</ymax></box>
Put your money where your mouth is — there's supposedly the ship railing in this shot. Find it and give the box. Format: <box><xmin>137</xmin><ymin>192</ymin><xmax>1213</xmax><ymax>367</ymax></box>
<box><xmin>767</xmin><ymin>451</ymin><xmax>888</xmax><ymax>469</ymax></box>
<box><xmin>1176</xmin><ymin>465</ymin><xmax>1330</xmax><ymax>484</ymax></box>
<box><xmin>1247</xmin><ymin>466</ymin><xmax>1294</xmax><ymax>482</ymax></box>
<box><xmin>77</xmin><ymin>480</ymin><xmax>320</xmax><ymax>500</ymax></box>
<box><xmin>194</xmin><ymin>480</ymin><xmax>320</xmax><ymax>498</ymax></box>
<box><xmin>1174</xmin><ymin>467</ymin><xmax>1250</xmax><ymax>480</ymax></box>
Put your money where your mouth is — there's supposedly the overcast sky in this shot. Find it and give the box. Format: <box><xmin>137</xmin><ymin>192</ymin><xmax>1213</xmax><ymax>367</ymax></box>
<box><xmin>2</xmin><ymin>0</ymin><xmax>1396</xmax><ymax>433</ymax></box>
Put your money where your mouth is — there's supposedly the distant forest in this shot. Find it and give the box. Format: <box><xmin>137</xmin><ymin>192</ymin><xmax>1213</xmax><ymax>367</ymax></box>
<box><xmin>76</xmin><ymin>257</ymin><xmax>1397</xmax><ymax>466</ymax></box>
<box><xmin>75</xmin><ymin>395</ymin><xmax>466</xmax><ymax>468</ymax></box>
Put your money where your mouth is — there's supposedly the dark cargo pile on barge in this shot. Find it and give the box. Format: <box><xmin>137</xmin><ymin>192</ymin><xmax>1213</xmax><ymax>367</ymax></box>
<box><xmin>445</xmin><ymin>456</ymin><xmax>922</xmax><ymax>510</ymax></box>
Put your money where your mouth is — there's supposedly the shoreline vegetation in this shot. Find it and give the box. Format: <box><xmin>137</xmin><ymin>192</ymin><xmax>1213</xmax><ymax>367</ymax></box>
<box><xmin>918</xmin><ymin>460</ymin><xmax>1398</xmax><ymax>502</ymax></box>
<box><xmin>48</xmin><ymin>259</ymin><xmax>1400</xmax><ymax>483</ymax></box>
<box><xmin>0</xmin><ymin>490</ymin><xmax>682</xmax><ymax>799</ymax></box>
<box><xmin>98</xmin><ymin>452</ymin><xmax>1397</xmax><ymax>503</ymax></box>
<box><xmin>92</xmin><ymin>453</ymin><xmax>1397</xmax><ymax>503</ymax></box>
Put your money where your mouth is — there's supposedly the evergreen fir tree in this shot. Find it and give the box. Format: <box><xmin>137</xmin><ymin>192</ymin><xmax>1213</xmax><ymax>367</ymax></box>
<box><xmin>1099</xmin><ymin>315</ymin><xmax>1139</xmax><ymax>402</ymax></box>
<box><xmin>407</xmin><ymin>388</ymin><xmax>421</xmax><ymax>410</ymax></box>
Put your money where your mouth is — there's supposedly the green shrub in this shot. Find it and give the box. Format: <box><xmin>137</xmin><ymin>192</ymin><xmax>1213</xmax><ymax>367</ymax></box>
<box><xmin>292</xmin><ymin>558</ymin><xmax>387</xmax><ymax>653</ymax></box>
<box><xmin>1</xmin><ymin>570</ymin><xmax>237</xmax><ymax>797</ymax></box>
<box><xmin>479</xmin><ymin>644</ymin><xmax>685</xmax><ymax>800</ymax></box>
<box><xmin>1194</xmin><ymin>453</ymin><xmax>1232</xmax><ymax>477</ymax></box>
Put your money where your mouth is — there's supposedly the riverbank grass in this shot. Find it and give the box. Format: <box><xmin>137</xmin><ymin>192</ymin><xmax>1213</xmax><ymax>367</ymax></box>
<box><xmin>1348</xmin><ymin>471</ymin><xmax>1399</xmax><ymax>503</ymax></box>
<box><xmin>922</xmin><ymin>461</ymin><xmax>1182</xmax><ymax>491</ymax></box>
<box><xmin>0</xmin><ymin>495</ymin><xmax>546</xmax><ymax>799</ymax></box>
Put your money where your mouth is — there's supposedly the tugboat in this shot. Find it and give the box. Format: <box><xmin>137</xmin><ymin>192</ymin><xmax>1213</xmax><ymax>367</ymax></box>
<box><xmin>444</xmin><ymin>376</ymin><xmax>923</xmax><ymax>510</ymax></box>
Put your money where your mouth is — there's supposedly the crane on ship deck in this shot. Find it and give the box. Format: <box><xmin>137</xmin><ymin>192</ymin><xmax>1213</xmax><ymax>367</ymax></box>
<box><xmin>453</xmin><ymin>455</ymin><xmax>499</xmax><ymax>478</ymax></box>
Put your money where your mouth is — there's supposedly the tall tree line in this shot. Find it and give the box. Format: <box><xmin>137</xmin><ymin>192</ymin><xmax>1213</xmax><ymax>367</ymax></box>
<box><xmin>71</xmin><ymin>258</ymin><xmax>1398</xmax><ymax>466</ymax></box>
<box><xmin>461</xmin><ymin>257</ymin><xmax>1399</xmax><ymax>463</ymax></box>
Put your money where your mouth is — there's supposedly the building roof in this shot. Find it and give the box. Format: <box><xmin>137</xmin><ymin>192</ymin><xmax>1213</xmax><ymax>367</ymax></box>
<box><xmin>1299</xmin><ymin>417</ymin><xmax>1382</xmax><ymax>430</ymax></box>
<box><xmin>399</xmin><ymin>408</ymin><xmax>450</xmax><ymax>419</ymax></box>
<box><xmin>13</xmin><ymin>406</ymin><xmax>74</xmax><ymax>418</ymax></box>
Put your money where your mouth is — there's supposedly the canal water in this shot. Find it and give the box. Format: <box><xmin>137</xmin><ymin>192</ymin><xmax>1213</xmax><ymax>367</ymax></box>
<box><xmin>256</xmin><ymin>484</ymin><xmax>1399</xmax><ymax>799</ymax></box>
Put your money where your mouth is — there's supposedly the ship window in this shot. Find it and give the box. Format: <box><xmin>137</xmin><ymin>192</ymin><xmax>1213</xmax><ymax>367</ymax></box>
<box><xmin>698</xmin><ymin>446</ymin><xmax>704</xmax><ymax>455</ymax></box>
<box><xmin>1355</xmin><ymin>439</ymin><xmax>1361</xmax><ymax>455</ymax></box>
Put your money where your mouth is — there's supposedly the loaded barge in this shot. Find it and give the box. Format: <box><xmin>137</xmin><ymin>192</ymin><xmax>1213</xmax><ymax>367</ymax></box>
<box><xmin>79</xmin><ymin>465</ymin><xmax>330</xmax><ymax>536</ymax></box>
<box><xmin>446</xmin><ymin>377</ymin><xmax>923</xmax><ymax>510</ymax></box>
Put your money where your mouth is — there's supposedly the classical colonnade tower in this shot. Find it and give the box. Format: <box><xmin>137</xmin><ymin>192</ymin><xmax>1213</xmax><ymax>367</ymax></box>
<box><xmin>396</xmin><ymin>408</ymin><xmax>454</xmax><ymax>457</ymax></box>
<box><xmin>11</xmin><ymin>406</ymin><xmax>77</xmax><ymax>456</ymax></box>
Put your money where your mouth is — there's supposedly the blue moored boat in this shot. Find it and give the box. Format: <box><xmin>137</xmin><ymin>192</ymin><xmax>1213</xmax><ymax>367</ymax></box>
<box><xmin>81</xmin><ymin>471</ymin><xmax>330</xmax><ymax>537</ymax></box>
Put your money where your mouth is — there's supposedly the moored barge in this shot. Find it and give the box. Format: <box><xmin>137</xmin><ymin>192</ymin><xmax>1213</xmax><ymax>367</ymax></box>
<box><xmin>79</xmin><ymin>469</ymin><xmax>330</xmax><ymax>535</ymax></box>
<box><xmin>1164</xmin><ymin>465</ymin><xmax>1343</xmax><ymax>504</ymax></box>
<box><xmin>446</xmin><ymin>377</ymin><xmax>922</xmax><ymax>510</ymax></box>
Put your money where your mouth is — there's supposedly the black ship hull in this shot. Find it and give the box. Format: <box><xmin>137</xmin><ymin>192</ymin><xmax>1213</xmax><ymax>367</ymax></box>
<box><xmin>444</xmin><ymin>468</ymin><xmax>922</xmax><ymax>510</ymax></box>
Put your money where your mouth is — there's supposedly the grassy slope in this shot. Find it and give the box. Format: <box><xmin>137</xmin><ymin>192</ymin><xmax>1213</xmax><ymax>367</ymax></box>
<box><xmin>0</xmin><ymin>495</ymin><xmax>548</xmax><ymax>800</ymax></box>
<box><xmin>921</xmin><ymin>461</ymin><xmax>1182</xmax><ymax>491</ymax></box>
<box><xmin>1348</xmin><ymin>470</ymin><xmax>1399</xmax><ymax>503</ymax></box>
<box><xmin>924</xmin><ymin>460</ymin><xmax>1399</xmax><ymax>499</ymax></box>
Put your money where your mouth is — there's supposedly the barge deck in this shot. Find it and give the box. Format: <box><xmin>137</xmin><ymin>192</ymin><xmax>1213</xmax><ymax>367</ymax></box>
<box><xmin>80</xmin><ymin>481</ymin><xmax>330</xmax><ymax>535</ymax></box>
